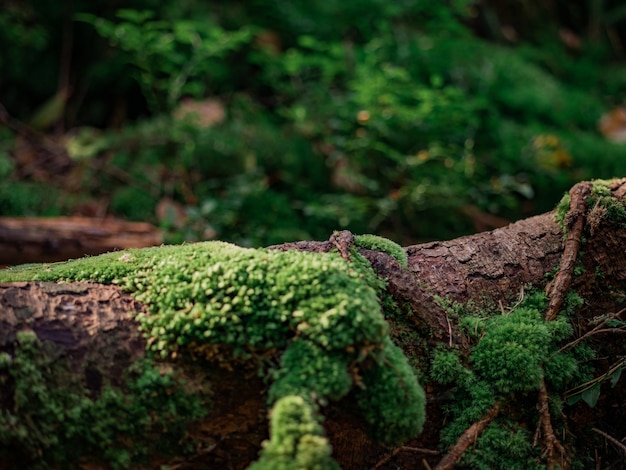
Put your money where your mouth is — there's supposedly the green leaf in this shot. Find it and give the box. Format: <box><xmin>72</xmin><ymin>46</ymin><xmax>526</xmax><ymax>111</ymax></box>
<box><xmin>116</xmin><ymin>9</ymin><xmax>154</xmax><ymax>24</ymax></box>
<box><xmin>566</xmin><ymin>393</ymin><xmax>582</xmax><ymax>406</ymax></box>
<box><xmin>610</xmin><ymin>366</ymin><xmax>623</xmax><ymax>388</ymax></box>
<box><xmin>581</xmin><ymin>383</ymin><xmax>601</xmax><ymax>408</ymax></box>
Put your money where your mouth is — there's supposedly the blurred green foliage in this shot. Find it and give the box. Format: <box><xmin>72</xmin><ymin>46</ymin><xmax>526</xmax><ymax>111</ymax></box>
<box><xmin>2</xmin><ymin>0</ymin><xmax>626</xmax><ymax>246</ymax></box>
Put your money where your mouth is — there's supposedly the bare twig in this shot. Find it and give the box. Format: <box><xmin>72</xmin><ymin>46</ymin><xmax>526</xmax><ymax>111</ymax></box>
<box><xmin>592</xmin><ymin>428</ymin><xmax>626</xmax><ymax>457</ymax></box>
<box><xmin>549</xmin><ymin>307</ymin><xmax>626</xmax><ymax>360</ymax></box>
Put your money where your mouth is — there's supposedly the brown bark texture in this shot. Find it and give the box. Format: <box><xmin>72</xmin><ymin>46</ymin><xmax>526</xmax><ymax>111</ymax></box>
<box><xmin>2</xmin><ymin>179</ymin><xmax>626</xmax><ymax>469</ymax></box>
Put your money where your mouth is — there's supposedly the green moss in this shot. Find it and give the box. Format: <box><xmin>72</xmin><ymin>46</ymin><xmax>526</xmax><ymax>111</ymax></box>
<box><xmin>555</xmin><ymin>179</ymin><xmax>626</xmax><ymax>235</ymax></box>
<box><xmin>471</xmin><ymin>307</ymin><xmax>551</xmax><ymax>394</ymax></box>
<box><xmin>0</xmin><ymin>240</ymin><xmax>426</xmax><ymax>466</ymax></box>
<box><xmin>460</xmin><ymin>422</ymin><xmax>543</xmax><ymax>470</ymax></box>
<box><xmin>248</xmin><ymin>396</ymin><xmax>340</xmax><ymax>470</ymax></box>
<box><xmin>589</xmin><ymin>179</ymin><xmax>626</xmax><ymax>225</ymax></box>
<box><xmin>434</xmin><ymin>290</ymin><xmax>595</xmax><ymax>467</ymax></box>
<box><xmin>554</xmin><ymin>192</ymin><xmax>571</xmax><ymax>232</ymax></box>
<box><xmin>354</xmin><ymin>337</ymin><xmax>426</xmax><ymax>445</ymax></box>
<box><xmin>0</xmin><ymin>331</ymin><xmax>208</xmax><ymax>469</ymax></box>
<box><xmin>354</xmin><ymin>234</ymin><xmax>408</xmax><ymax>268</ymax></box>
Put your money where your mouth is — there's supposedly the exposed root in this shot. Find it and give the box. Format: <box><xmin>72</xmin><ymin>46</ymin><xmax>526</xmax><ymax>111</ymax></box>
<box><xmin>433</xmin><ymin>401</ymin><xmax>501</xmax><ymax>470</ymax></box>
<box><xmin>534</xmin><ymin>377</ymin><xmax>569</xmax><ymax>470</ymax></box>
<box><xmin>546</xmin><ymin>182</ymin><xmax>591</xmax><ymax>321</ymax></box>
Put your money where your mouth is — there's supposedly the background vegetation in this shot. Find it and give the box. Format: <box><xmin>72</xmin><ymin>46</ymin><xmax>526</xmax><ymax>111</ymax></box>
<box><xmin>2</xmin><ymin>0</ymin><xmax>626</xmax><ymax>246</ymax></box>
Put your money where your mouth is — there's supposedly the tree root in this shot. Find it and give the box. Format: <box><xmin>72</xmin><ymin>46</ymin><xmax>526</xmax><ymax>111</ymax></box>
<box><xmin>433</xmin><ymin>402</ymin><xmax>501</xmax><ymax>470</ymax></box>
<box><xmin>534</xmin><ymin>378</ymin><xmax>569</xmax><ymax>470</ymax></box>
<box><xmin>546</xmin><ymin>182</ymin><xmax>591</xmax><ymax>321</ymax></box>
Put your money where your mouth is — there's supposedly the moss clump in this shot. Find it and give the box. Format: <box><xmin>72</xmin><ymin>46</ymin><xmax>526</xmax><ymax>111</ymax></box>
<box><xmin>460</xmin><ymin>422</ymin><xmax>543</xmax><ymax>470</ymax></box>
<box><xmin>354</xmin><ymin>233</ymin><xmax>408</xmax><ymax>268</ymax></box>
<box><xmin>0</xmin><ymin>331</ymin><xmax>208</xmax><ymax>469</ymax></box>
<box><xmin>0</xmin><ymin>240</ymin><xmax>426</xmax><ymax>467</ymax></box>
<box><xmin>588</xmin><ymin>179</ymin><xmax>626</xmax><ymax>226</ymax></box>
<box><xmin>554</xmin><ymin>192</ymin><xmax>571</xmax><ymax>232</ymax></box>
<box><xmin>248</xmin><ymin>396</ymin><xmax>340</xmax><ymax>470</ymax></box>
<box><xmin>354</xmin><ymin>337</ymin><xmax>426</xmax><ymax>445</ymax></box>
<box><xmin>433</xmin><ymin>291</ymin><xmax>590</xmax><ymax>467</ymax></box>
<box><xmin>554</xmin><ymin>179</ymin><xmax>626</xmax><ymax>235</ymax></box>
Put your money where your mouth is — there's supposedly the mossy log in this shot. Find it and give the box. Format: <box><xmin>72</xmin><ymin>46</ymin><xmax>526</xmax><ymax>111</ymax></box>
<box><xmin>1</xmin><ymin>179</ymin><xmax>626</xmax><ymax>469</ymax></box>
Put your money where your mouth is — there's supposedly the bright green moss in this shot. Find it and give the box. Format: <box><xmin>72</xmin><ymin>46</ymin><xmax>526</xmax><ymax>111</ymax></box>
<box><xmin>354</xmin><ymin>233</ymin><xmax>408</xmax><ymax>268</ymax></box>
<box><xmin>248</xmin><ymin>396</ymin><xmax>340</xmax><ymax>470</ymax></box>
<box><xmin>0</xmin><ymin>331</ymin><xmax>208</xmax><ymax>469</ymax></box>
<box><xmin>554</xmin><ymin>192</ymin><xmax>571</xmax><ymax>232</ymax></box>
<box><xmin>268</xmin><ymin>340</ymin><xmax>353</xmax><ymax>406</ymax></box>
<box><xmin>0</xmin><ymin>240</ymin><xmax>426</xmax><ymax>467</ymax></box>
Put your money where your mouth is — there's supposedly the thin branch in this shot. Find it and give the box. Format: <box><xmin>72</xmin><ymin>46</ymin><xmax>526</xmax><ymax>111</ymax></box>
<box><xmin>549</xmin><ymin>306</ymin><xmax>626</xmax><ymax>360</ymax></box>
<box><xmin>592</xmin><ymin>428</ymin><xmax>626</xmax><ymax>457</ymax></box>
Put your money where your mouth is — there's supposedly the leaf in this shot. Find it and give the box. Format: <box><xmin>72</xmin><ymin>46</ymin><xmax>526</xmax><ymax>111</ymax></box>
<box><xmin>116</xmin><ymin>9</ymin><xmax>154</xmax><ymax>24</ymax></box>
<box><xmin>610</xmin><ymin>366</ymin><xmax>623</xmax><ymax>388</ymax></box>
<box><xmin>581</xmin><ymin>383</ymin><xmax>601</xmax><ymax>408</ymax></box>
<box><xmin>566</xmin><ymin>393</ymin><xmax>582</xmax><ymax>406</ymax></box>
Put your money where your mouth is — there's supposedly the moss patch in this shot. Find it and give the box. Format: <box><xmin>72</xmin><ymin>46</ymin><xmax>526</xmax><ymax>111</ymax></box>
<box><xmin>432</xmin><ymin>290</ymin><xmax>594</xmax><ymax>468</ymax></box>
<box><xmin>354</xmin><ymin>234</ymin><xmax>408</xmax><ymax>268</ymax></box>
<box><xmin>555</xmin><ymin>179</ymin><xmax>626</xmax><ymax>235</ymax></box>
<box><xmin>0</xmin><ymin>241</ymin><xmax>426</xmax><ymax>468</ymax></box>
<box><xmin>248</xmin><ymin>396</ymin><xmax>340</xmax><ymax>470</ymax></box>
<box><xmin>0</xmin><ymin>331</ymin><xmax>208</xmax><ymax>469</ymax></box>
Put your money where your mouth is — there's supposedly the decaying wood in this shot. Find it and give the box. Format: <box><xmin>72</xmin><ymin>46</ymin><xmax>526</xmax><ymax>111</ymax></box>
<box><xmin>0</xmin><ymin>216</ymin><xmax>162</xmax><ymax>265</ymax></box>
<box><xmin>3</xmin><ymin>180</ymin><xmax>626</xmax><ymax>468</ymax></box>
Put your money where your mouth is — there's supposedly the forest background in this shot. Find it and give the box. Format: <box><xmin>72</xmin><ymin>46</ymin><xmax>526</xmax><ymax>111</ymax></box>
<box><xmin>2</xmin><ymin>0</ymin><xmax>626</xmax><ymax>248</ymax></box>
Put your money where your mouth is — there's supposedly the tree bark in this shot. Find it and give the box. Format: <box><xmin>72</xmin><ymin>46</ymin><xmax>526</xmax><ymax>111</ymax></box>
<box><xmin>2</xmin><ymin>180</ymin><xmax>626</xmax><ymax>469</ymax></box>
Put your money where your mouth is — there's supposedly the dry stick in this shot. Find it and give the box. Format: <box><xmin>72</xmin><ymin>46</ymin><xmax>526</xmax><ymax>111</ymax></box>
<box><xmin>545</xmin><ymin>182</ymin><xmax>592</xmax><ymax>321</ymax></box>
<box><xmin>592</xmin><ymin>428</ymin><xmax>626</xmax><ymax>457</ymax></box>
<box><xmin>433</xmin><ymin>401</ymin><xmax>502</xmax><ymax>470</ymax></box>
<box><xmin>549</xmin><ymin>306</ymin><xmax>626</xmax><ymax>360</ymax></box>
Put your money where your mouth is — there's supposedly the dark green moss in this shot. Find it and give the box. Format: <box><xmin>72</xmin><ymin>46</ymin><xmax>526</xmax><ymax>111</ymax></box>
<box><xmin>0</xmin><ymin>331</ymin><xmax>209</xmax><ymax>469</ymax></box>
<box><xmin>433</xmin><ymin>290</ymin><xmax>596</xmax><ymax>468</ymax></box>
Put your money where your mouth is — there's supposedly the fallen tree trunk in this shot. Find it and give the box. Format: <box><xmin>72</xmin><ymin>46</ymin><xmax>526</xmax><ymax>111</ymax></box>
<box><xmin>1</xmin><ymin>179</ymin><xmax>626</xmax><ymax>469</ymax></box>
<box><xmin>0</xmin><ymin>216</ymin><xmax>163</xmax><ymax>265</ymax></box>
